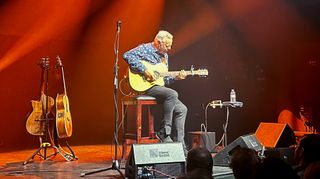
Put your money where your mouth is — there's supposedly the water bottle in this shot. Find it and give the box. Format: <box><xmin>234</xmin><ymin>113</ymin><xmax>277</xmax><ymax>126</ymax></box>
<box><xmin>230</xmin><ymin>89</ymin><xmax>236</xmax><ymax>102</ymax></box>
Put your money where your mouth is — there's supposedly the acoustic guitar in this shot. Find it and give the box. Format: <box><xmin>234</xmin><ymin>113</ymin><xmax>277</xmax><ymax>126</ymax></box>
<box><xmin>128</xmin><ymin>61</ymin><xmax>208</xmax><ymax>92</ymax></box>
<box><xmin>26</xmin><ymin>58</ymin><xmax>54</xmax><ymax>136</ymax></box>
<box><xmin>55</xmin><ymin>56</ymin><xmax>73</xmax><ymax>138</ymax></box>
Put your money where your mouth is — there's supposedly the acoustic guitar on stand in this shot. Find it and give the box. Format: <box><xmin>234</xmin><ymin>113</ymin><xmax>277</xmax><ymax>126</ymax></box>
<box><xmin>26</xmin><ymin>58</ymin><xmax>54</xmax><ymax>136</ymax></box>
<box><xmin>55</xmin><ymin>56</ymin><xmax>73</xmax><ymax>138</ymax></box>
<box><xmin>128</xmin><ymin>61</ymin><xmax>208</xmax><ymax>92</ymax></box>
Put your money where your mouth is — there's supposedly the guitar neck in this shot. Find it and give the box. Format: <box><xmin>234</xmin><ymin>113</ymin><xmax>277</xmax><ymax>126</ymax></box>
<box><xmin>39</xmin><ymin>68</ymin><xmax>45</xmax><ymax>97</ymax></box>
<box><xmin>61</xmin><ymin>67</ymin><xmax>68</xmax><ymax>96</ymax></box>
<box><xmin>162</xmin><ymin>70</ymin><xmax>196</xmax><ymax>77</ymax></box>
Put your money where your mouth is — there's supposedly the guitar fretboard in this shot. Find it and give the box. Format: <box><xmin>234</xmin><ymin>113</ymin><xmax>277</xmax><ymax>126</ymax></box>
<box><xmin>160</xmin><ymin>70</ymin><xmax>207</xmax><ymax>77</ymax></box>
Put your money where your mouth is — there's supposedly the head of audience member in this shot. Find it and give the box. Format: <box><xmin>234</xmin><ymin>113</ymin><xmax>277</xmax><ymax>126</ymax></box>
<box><xmin>254</xmin><ymin>157</ymin><xmax>299</xmax><ymax>179</ymax></box>
<box><xmin>294</xmin><ymin>134</ymin><xmax>320</xmax><ymax>168</ymax></box>
<box><xmin>186</xmin><ymin>147</ymin><xmax>213</xmax><ymax>176</ymax></box>
<box><xmin>304</xmin><ymin>161</ymin><xmax>320</xmax><ymax>179</ymax></box>
<box><xmin>229</xmin><ymin>147</ymin><xmax>260</xmax><ymax>179</ymax></box>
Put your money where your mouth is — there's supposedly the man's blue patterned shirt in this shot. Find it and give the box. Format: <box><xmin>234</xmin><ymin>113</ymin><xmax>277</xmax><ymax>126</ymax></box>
<box><xmin>123</xmin><ymin>42</ymin><xmax>174</xmax><ymax>85</ymax></box>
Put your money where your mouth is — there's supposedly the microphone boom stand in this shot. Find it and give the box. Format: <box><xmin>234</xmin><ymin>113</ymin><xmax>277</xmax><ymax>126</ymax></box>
<box><xmin>80</xmin><ymin>21</ymin><xmax>124</xmax><ymax>178</ymax></box>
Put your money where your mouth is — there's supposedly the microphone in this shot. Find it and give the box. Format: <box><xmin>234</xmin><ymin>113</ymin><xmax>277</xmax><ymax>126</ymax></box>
<box><xmin>116</xmin><ymin>20</ymin><xmax>121</xmax><ymax>32</ymax></box>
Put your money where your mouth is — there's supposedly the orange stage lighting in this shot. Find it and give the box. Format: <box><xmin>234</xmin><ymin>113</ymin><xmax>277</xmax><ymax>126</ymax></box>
<box><xmin>0</xmin><ymin>0</ymin><xmax>90</xmax><ymax>72</ymax></box>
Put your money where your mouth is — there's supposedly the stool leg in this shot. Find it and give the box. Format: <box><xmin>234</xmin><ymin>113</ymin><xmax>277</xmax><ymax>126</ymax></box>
<box><xmin>148</xmin><ymin>106</ymin><xmax>155</xmax><ymax>138</ymax></box>
<box><xmin>136</xmin><ymin>103</ymin><xmax>142</xmax><ymax>143</ymax></box>
<box><xmin>122</xmin><ymin>139</ymin><xmax>127</xmax><ymax>161</ymax></box>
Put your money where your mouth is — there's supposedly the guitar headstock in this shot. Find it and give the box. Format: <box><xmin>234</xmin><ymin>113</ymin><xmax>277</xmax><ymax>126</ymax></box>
<box><xmin>56</xmin><ymin>55</ymin><xmax>63</xmax><ymax>67</ymax></box>
<box><xmin>194</xmin><ymin>69</ymin><xmax>208</xmax><ymax>77</ymax></box>
<box><xmin>39</xmin><ymin>57</ymin><xmax>50</xmax><ymax>70</ymax></box>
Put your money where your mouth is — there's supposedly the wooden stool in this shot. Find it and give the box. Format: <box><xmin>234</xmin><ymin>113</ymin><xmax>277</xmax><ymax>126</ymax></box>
<box><xmin>121</xmin><ymin>95</ymin><xmax>159</xmax><ymax>160</ymax></box>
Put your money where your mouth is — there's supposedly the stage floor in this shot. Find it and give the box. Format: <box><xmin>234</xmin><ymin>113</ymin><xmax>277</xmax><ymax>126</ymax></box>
<box><xmin>0</xmin><ymin>145</ymin><xmax>234</xmax><ymax>178</ymax></box>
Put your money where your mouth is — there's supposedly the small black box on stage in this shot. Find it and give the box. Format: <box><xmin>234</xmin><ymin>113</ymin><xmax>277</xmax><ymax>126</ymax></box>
<box><xmin>189</xmin><ymin>131</ymin><xmax>216</xmax><ymax>152</ymax></box>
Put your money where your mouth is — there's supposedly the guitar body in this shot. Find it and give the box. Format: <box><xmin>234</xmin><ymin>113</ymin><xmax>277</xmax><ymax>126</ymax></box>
<box><xmin>26</xmin><ymin>95</ymin><xmax>54</xmax><ymax>136</ymax></box>
<box><xmin>128</xmin><ymin>61</ymin><xmax>208</xmax><ymax>92</ymax></box>
<box><xmin>56</xmin><ymin>93</ymin><xmax>72</xmax><ymax>138</ymax></box>
<box><xmin>129</xmin><ymin>61</ymin><xmax>168</xmax><ymax>92</ymax></box>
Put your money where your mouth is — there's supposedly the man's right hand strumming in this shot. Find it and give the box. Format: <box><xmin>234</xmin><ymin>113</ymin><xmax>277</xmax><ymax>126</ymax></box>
<box><xmin>144</xmin><ymin>69</ymin><xmax>156</xmax><ymax>82</ymax></box>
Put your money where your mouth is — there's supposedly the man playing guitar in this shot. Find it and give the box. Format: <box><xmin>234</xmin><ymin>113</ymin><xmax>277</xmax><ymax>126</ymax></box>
<box><xmin>123</xmin><ymin>30</ymin><xmax>188</xmax><ymax>155</ymax></box>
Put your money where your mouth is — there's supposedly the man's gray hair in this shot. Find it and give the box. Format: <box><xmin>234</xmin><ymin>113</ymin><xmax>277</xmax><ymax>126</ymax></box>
<box><xmin>155</xmin><ymin>30</ymin><xmax>173</xmax><ymax>42</ymax></box>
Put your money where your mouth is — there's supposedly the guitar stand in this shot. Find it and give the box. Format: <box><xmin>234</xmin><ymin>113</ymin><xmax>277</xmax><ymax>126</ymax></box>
<box><xmin>23</xmin><ymin>122</ymin><xmax>78</xmax><ymax>165</ymax></box>
<box><xmin>23</xmin><ymin>136</ymin><xmax>56</xmax><ymax>165</ymax></box>
<box><xmin>52</xmin><ymin>139</ymin><xmax>78</xmax><ymax>162</ymax></box>
<box><xmin>23</xmin><ymin>141</ymin><xmax>77</xmax><ymax>165</ymax></box>
<box><xmin>24</xmin><ymin>56</ymin><xmax>77</xmax><ymax>165</ymax></box>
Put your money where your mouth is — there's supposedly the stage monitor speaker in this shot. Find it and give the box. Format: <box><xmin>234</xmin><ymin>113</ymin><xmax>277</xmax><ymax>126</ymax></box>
<box><xmin>189</xmin><ymin>131</ymin><xmax>216</xmax><ymax>152</ymax></box>
<box><xmin>125</xmin><ymin>142</ymin><xmax>186</xmax><ymax>179</ymax></box>
<box><xmin>213</xmin><ymin>134</ymin><xmax>263</xmax><ymax>166</ymax></box>
<box><xmin>255</xmin><ymin>122</ymin><xmax>296</xmax><ymax>148</ymax></box>
<box><xmin>264</xmin><ymin>147</ymin><xmax>297</xmax><ymax>166</ymax></box>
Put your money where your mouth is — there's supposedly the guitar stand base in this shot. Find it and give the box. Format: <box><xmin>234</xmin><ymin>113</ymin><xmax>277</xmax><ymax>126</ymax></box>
<box><xmin>52</xmin><ymin>141</ymin><xmax>78</xmax><ymax>162</ymax></box>
<box><xmin>23</xmin><ymin>142</ymin><xmax>56</xmax><ymax>165</ymax></box>
<box><xmin>80</xmin><ymin>160</ymin><xmax>125</xmax><ymax>178</ymax></box>
<box><xmin>23</xmin><ymin>141</ymin><xmax>78</xmax><ymax>165</ymax></box>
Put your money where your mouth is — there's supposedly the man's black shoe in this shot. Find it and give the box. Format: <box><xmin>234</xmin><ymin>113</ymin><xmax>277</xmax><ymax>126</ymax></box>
<box><xmin>156</xmin><ymin>132</ymin><xmax>173</xmax><ymax>143</ymax></box>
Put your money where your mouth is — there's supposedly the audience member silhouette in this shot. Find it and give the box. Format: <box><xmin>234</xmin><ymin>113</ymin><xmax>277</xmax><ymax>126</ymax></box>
<box><xmin>294</xmin><ymin>134</ymin><xmax>320</xmax><ymax>178</ymax></box>
<box><xmin>254</xmin><ymin>156</ymin><xmax>299</xmax><ymax>179</ymax></box>
<box><xmin>229</xmin><ymin>147</ymin><xmax>259</xmax><ymax>179</ymax></box>
<box><xmin>303</xmin><ymin>161</ymin><xmax>320</xmax><ymax>179</ymax></box>
<box><xmin>178</xmin><ymin>134</ymin><xmax>320</xmax><ymax>179</ymax></box>
<box><xmin>178</xmin><ymin>147</ymin><xmax>213</xmax><ymax>179</ymax></box>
